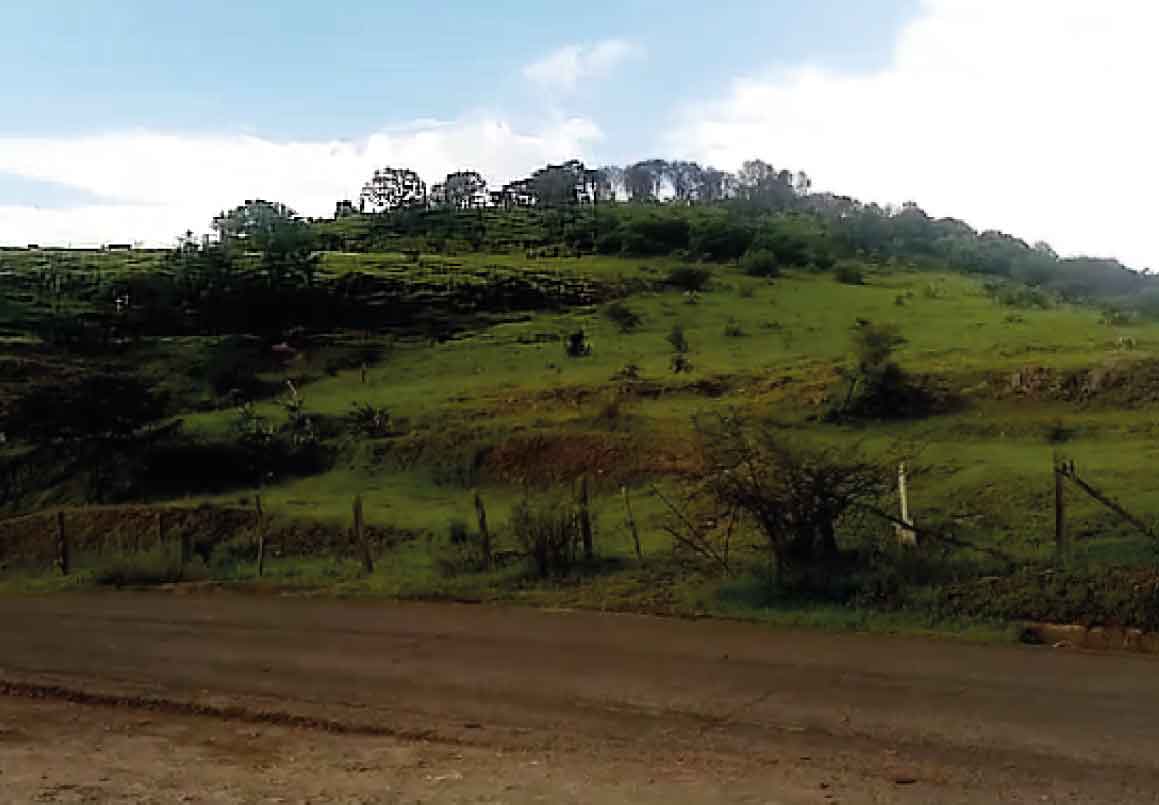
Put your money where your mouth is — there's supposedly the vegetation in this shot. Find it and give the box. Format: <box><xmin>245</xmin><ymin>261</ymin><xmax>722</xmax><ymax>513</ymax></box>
<box><xmin>4</xmin><ymin>153</ymin><xmax>1159</xmax><ymax>640</ymax></box>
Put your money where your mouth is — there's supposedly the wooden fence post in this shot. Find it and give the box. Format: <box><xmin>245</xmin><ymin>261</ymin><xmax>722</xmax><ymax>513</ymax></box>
<box><xmin>1055</xmin><ymin>459</ymin><xmax>1068</xmax><ymax>562</ymax></box>
<box><xmin>353</xmin><ymin>495</ymin><xmax>374</xmax><ymax>575</ymax></box>
<box><xmin>474</xmin><ymin>491</ymin><xmax>493</xmax><ymax>569</ymax></box>
<box><xmin>255</xmin><ymin>495</ymin><xmax>266</xmax><ymax>578</ymax></box>
<box><xmin>180</xmin><ymin>527</ymin><xmax>192</xmax><ymax>568</ymax></box>
<box><xmin>579</xmin><ymin>477</ymin><xmax>594</xmax><ymax>562</ymax></box>
<box><xmin>360</xmin><ymin>362</ymin><xmax>368</xmax><ymax>385</ymax></box>
<box><xmin>896</xmin><ymin>463</ymin><xmax>916</xmax><ymax>546</ymax></box>
<box><xmin>622</xmin><ymin>485</ymin><xmax>643</xmax><ymax>561</ymax></box>
<box><xmin>56</xmin><ymin>511</ymin><xmax>69</xmax><ymax>576</ymax></box>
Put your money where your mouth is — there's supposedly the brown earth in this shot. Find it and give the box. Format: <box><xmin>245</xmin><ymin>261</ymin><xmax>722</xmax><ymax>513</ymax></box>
<box><xmin>2</xmin><ymin>593</ymin><xmax>1159</xmax><ymax>803</ymax></box>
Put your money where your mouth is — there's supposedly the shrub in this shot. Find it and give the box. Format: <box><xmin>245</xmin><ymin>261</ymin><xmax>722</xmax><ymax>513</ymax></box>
<box><xmin>604</xmin><ymin>301</ymin><xmax>643</xmax><ymax>333</ymax></box>
<box><xmin>690</xmin><ymin>219</ymin><xmax>753</xmax><ymax>262</ymax></box>
<box><xmin>203</xmin><ymin>338</ymin><xmax>276</xmax><ymax>400</ymax></box>
<box><xmin>829</xmin><ymin>320</ymin><xmax>938</xmax><ymax>420</ymax></box>
<box><xmin>347</xmin><ymin>402</ymin><xmax>392</xmax><ymax>437</ymax></box>
<box><xmin>433</xmin><ymin>519</ymin><xmax>490</xmax><ymax>577</ymax></box>
<box><xmin>740</xmin><ymin>249</ymin><xmax>780</xmax><ymax>278</ymax></box>
<box><xmin>664</xmin><ymin>265</ymin><xmax>711</xmax><ymax>293</ymax></box>
<box><xmin>510</xmin><ymin>498</ymin><xmax>582</xmax><ymax>578</ymax></box>
<box><xmin>564</xmin><ymin>329</ymin><xmax>592</xmax><ymax>358</ymax></box>
<box><xmin>723</xmin><ymin>319</ymin><xmax>745</xmax><ymax>338</ymax></box>
<box><xmin>737</xmin><ymin>282</ymin><xmax>757</xmax><ymax>299</ymax></box>
<box><xmin>671</xmin><ymin>353</ymin><xmax>693</xmax><ymax>374</ymax></box>
<box><xmin>94</xmin><ymin>548</ymin><xmax>208</xmax><ymax>587</ymax></box>
<box><xmin>667</xmin><ymin>323</ymin><xmax>689</xmax><ymax>354</ymax></box>
<box><xmin>835</xmin><ymin>264</ymin><xmax>865</xmax><ymax>285</ymax></box>
<box><xmin>612</xmin><ymin>363</ymin><xmax>642</xmax><ymax>381</ymax></box>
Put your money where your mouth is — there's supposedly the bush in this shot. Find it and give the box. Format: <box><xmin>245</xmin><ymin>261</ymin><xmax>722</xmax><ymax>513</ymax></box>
<box><xmin>510</xmin><ymin>498</ymin><xmax>582</xmax><ymax>578</ymax></box>
<box><xmin>564</xmin><ymin>329</ymin><xmax>592</xmax><ymax>358</ymax></box>
<box><xmin>604</xmin><ymin>302</ymin><xmax>643</xmax><ymax>333</ymax></box>
<box><xmin>740</xmin><ymin>249</ymin><xmax>780</xmax><ymax>278</ymax></box>
<box><xmin>667</xmin><ymin>323</ymin><xmax>689</xmax><ymax>354</ymax></box>
<box><xmin>738</xmin><ymin>281</ymin><xmax>757</xmax><ymax>298</ymax></box>
<box><xmin>690</xmin><ymin>219</ymin><xmax>753</xmax><ymax>262</ymax></box>
<box><xmin>94</xmin><ymin>548</ymin><xmax>208</xmax><ymax>587</ymax></box>
<box><xmin>612</xmin><ymin>363</ymin><xmax>642</xmax><ymax>381</ymax></box>
<box><xmin>671</xmin><ymin>353</ymin><xmax>693</xmax><ymax>374</ymax></box>
<box><xmin>835</xmin><ymin>264</ymin><xmax>865</xmax><ymax>285</ymax></box>
<box><xmin>664</xmin><ymin>265</ymin><xmax>711</xmax><ymax>293</ymax></box>
<box><xmin>347</xmin><ymin>402</ymin><xmax>392</xmax><ymax>437</ymax></box>
<box><xmin>723</xmin><ymin>319</ymin><xmax>745</xmax><ymax>338</ymax></box>
<box><xmin>433</xmin><ymin>519</ymin><xmax>490</xmax><ymax>577</ymax></box>
<box><xmin>203</xmin><ymin>338</ymin><xmax>277</xmax><ymax>400</ymax></box>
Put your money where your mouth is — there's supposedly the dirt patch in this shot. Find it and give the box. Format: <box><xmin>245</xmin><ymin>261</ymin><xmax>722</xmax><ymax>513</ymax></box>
<box><xmin>998</xmin><ymin>359</ymin><xmax>1159</xmax><ymax>405</ymax></box>
<box><xmin>0</xmin><ymin>504</ymin><xmax>412</xmax><ymax>567</ymax></box>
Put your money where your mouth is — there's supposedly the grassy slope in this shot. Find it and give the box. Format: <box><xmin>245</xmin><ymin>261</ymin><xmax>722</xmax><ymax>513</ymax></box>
<box><xmin>5</xmin><ymin>248</ymin><xmax>1158</xmax><ymax>634</ymax></box>
<box><xmin>178</xmin><ymin>255</ymin><xmax>1159</xmax><ymax>559</ymax></box>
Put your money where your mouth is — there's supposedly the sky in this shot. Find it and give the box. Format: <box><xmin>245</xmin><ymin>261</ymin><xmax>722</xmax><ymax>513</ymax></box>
<box><xmin>1</xmin><ymin>0</ymin><xmax>1156</xmax><ymax>269</ymax></box>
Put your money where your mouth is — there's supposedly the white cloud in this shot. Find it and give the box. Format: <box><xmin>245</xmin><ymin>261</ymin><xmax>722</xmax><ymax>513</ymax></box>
<box><xmin>0</xmin><ymin>116</ymin><xmax>603</xmax><ymax>247</ymax></box>
<box><xmin>670</xmin><ymin>0</ymin><xmax>1159</xmax><ymax>268</ymax></box>
<box><xmin>523</xmin><ymin>39</ymin><xmax>643</xmax><ymax>93</ymax></box>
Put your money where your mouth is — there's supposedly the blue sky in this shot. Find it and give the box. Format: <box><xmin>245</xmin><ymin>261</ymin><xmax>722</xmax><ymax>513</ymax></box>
<box><xmin>1</xmin><ymin>0</ymin><xmax>916</xmax><ymax>147</ymax></box>
<box><xmin>2</xmin><ymin>1</ymin><xmax>1158</xmax><ymax>269</ymax></box>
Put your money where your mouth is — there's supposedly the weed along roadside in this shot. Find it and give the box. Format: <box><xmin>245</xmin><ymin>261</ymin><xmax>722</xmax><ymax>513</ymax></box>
<box><xmin>6</xmin><ymin>169</ymin><xmax>1159</xmax><ymax>648</ymax></box>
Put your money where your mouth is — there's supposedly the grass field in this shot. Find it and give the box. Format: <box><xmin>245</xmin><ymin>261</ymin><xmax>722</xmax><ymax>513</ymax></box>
<box><xmin>4</xmin><ymin>247</ymin><xmax>1159</xmax><ymax>634</ymax></box>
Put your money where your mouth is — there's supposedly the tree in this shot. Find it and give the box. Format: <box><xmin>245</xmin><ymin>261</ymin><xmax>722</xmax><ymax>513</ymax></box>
<box><xmin>530</xmin><ymin>160</ymin><xmax>588</xmax><ymax>207</ymax></box>
<box><xmin>624</xmin><ymin>159</ymin><xmax>667</xmax><ymax>201</ymax></box>
<box><xmin>6</xmin><ymin>372</ymin><xmax>169</xmax><ymax>503</ymax></box>
<box><xmin>595</xmin><ymin>165</ymin><xmax>625</xmax><ymax>202</ymax></box>
<box><xmin>665</xmin><ymin>161</ymin><xmax>705</xmax><ymax>202</ymax></box>
<box><xmin>212</xmin><ymin>200</ymin><xmax>299</xmax><ymax>249</ymax></box>
<box><xmin>360</xmin><ymin>167</ymin><xmax>427</xmax><ymax>213</ymax></box>
<box><xmin>696</xmin><ymin>414</ymin><xmax>888</xmax><ymax>580</ymax></box>
<box><xmin>699</xmin><ymin>168</ymin><xmax>737</xmax><ymax>202</ymax></box>
<box><xmin>736</xmin><ymin>160</ymin><xmax>801</xmax><ymax>210</ymax></box>
<box><xmin>442</xmin><ymin>170</ymin><xmax>488</xmax><ymax>209</ymax></box>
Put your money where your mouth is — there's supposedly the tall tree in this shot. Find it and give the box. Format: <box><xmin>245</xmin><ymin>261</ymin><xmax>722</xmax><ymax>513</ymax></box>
<box><xmin>360</xmin><ymin>167</ymin><xmax>428</xmax><ymax>213</ymax></box>
<box><xmin>666</xmin><ymin>160</ymin><xmax>706</xmax><ymax>202</ymax></box>
<box><xmin>737</xmin><ymin>159</ymin><xmax>800</xmax><ymax>210</ymax></box>
<box><xmin>699</xmin><ymin>167</ymin><xmax>737</xmax><ymax>202</ymax></box>
<box><xmin>442</xmin><ymin>170</ymin><xmax>488</xmax><ymax>209</ymax></box>
<box><xmin>624</xmin><ymin>159</ymin><xmax>667</xmax><ymax>201</ymax></box>
<box><xmin>212</xmin><ymin>200</ymin><xmax>299</xmax><ymax>249</ymax></box>
<box><xmin>595</xmin><ymin>165</ymin><xmax>625</xmax><ymax>202</ymax></box>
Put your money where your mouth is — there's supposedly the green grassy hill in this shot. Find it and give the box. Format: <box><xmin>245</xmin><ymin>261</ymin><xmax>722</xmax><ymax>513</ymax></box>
<box><xmin>4</xmin><ymin>229</ymin><xmax>1159</xmax><ymax>636</ymax></box>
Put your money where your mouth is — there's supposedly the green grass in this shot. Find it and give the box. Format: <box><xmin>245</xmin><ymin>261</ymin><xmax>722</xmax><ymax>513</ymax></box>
<box><xmin>7</xmin><ymin>251</ymin><xmax>1159</xmax><ymax>637</ymax></box>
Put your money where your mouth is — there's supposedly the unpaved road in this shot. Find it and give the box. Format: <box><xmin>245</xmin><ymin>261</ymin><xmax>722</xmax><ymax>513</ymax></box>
<box><xmin>2</xmin><ymin>594</ymin><xmax>1159</xmax><ymax>803</ymax></box>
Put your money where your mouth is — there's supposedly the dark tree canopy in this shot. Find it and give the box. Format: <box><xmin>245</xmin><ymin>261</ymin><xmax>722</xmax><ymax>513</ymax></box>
<box><xmin>360</xmin><ymin>167</ymin><xmax>428</xmax><ymax>213</ymax></box>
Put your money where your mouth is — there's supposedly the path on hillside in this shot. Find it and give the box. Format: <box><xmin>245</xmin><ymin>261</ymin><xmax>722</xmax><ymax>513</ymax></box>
<box><xmin>2</xmin><ymin>594</ymin><xmax>1158</xmax><ymax>803</ymax></box>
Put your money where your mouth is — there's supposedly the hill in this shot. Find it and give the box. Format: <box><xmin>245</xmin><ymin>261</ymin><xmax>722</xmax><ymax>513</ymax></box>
<box><xmin>3</xmin><ymin>191</ymin><xmax>1159</xmax><ymax>637</ymax></box>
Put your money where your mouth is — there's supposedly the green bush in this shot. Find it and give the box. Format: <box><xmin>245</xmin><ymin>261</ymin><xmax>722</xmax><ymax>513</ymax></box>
<box><xmin>347</xmin><ymin>402</ymin><xmax>392</xmax><ymax>437</ymax></box>
<box><xmin>564</xmin><ymin>329</ymin><xmax>592</xmax><ymax>358</ymax></box>
<box><xmin>94</xmin><ymin>548</ymin><xmax>208</xmax><ymax>587</ymax></box>
<box><xmin>740</xmin><ymin>249</ymin><xmax>780</xmax><ymax>278</ymax></box>
<box><xmin>433</xmin><ymin>519</ymin><xmax>490</xmax><ymax>577</ymax></box>
<box><xmin>690</xmin><ymin>219</ymin><xmax>753</xmax><ymax>262</ymax></box>
<box><xmin>664</xmin><ymin>265</ymin><xmax>711</xmax><ymax>292</ymax></box>
<box><xmin>510</xmin><ymin>498</ymin><xmax>581</xmax><ymax>578</ymax></box>
<box><xmin>835</xmin><ymin>264</ymin><xmax>865</xmax><ymax>285</ymax></box>
<box><xmin>604</xmin><ymin>301</ymin><xmax>643</xmax><ymax>333</ymax></box>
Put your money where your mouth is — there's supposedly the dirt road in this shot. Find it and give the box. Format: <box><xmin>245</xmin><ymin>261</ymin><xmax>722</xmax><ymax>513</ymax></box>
<box><xmin>2</xmin><ymin>593</ymin><xmax>1158</xmax><ymax>803</ymax></box>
